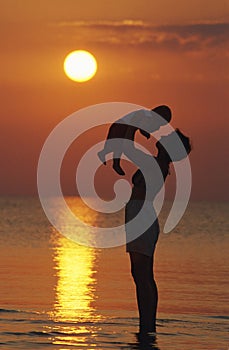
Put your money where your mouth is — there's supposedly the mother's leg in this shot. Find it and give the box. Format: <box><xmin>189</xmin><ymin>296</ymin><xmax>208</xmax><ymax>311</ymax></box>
<box><xmin>129</xmin><ymin>251</ymin><xmax>158</xmax><ymax>334</ymax></box>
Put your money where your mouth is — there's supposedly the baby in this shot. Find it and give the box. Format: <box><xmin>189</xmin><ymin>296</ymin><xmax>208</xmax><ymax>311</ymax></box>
<box><xmin>98</xmin><ymin>105</ymin><xmax>172</xmax><ymax>175</ymax></box>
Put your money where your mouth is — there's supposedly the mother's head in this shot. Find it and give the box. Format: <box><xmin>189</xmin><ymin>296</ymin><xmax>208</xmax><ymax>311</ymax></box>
<box><xmin>156</xmin><ymin>129</ymin><xmax>192</xmax><ymax>162</ymax></box>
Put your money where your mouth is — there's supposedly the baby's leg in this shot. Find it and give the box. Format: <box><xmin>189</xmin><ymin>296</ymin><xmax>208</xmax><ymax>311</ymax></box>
<box><xmin>97</xmin><ymin>152</ymin><xmax>106</xmax><ymax>164</ymax></box>
<box><xmin>98</xmin><ymin>137</ymin><xmax>121</xmax><ymax>165</ymax></box>
<box><xmin>110</xmin><ymin>124</ymin><xmax>136</xmax><ymax>175</ymax></box>
<box><xmin>98</xmin><ymin>139</ymin><xmax>126</xmax><ymax>175</ymax></box>
<box><xmin>112</xmin><ymin>125</ymin><xmax>138</xmax><ymax>175</ymax></box>
<box><xmin>97</xmin><ymin>144</ymin><xmax>108</xmax><ymax>165</ymax></box>
<box><xmin>113</xmin><ymin>149</ymin><xmax>125</xmax><ymax>176</ymax></box>
<box><xmin>98</xmin><ymin>123</ymin><xmax>124</xmax><ymax>165</ymax></box>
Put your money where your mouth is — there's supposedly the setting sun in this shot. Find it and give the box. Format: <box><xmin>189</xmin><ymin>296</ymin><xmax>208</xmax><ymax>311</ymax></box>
<box><xmin>63</xmin><ymin>50</ymin><xmax>97</xmax><ymax>82</ymax></box>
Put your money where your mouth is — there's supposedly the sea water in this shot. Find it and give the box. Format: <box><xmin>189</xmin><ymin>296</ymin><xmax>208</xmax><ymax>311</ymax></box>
<box><xmin>0</xmin><ymin>197</ymin><xmax>228</xmax><ymax>349</ymax></box>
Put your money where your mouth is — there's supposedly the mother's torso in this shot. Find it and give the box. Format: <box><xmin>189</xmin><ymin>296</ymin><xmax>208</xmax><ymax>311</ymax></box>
<box><xmin>129</xmin><ymin>157</ymin><xmax>170</xmax><ymax>202</ymax></box>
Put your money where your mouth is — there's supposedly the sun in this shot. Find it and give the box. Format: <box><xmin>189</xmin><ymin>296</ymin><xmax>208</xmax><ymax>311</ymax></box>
<box><xmin>64</xmin><ymin>50</ymin><xmax>98</xmax><ymax>82</ymax></box>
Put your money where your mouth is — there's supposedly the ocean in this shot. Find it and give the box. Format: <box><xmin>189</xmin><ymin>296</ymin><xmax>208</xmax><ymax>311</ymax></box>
<box><xmin>0</xmin><ymin>197</ymin><xmax>228</xmax><ymax>349</ymax></box>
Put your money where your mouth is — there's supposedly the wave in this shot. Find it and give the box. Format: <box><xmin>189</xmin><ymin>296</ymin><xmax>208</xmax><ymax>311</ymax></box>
<box><xmin>2</xmin><ymin>330</ymin><xmax>90</xmax><ymax>337</ymax></box>
<box><xmin>0</xmin><ymin>308</ymin><xmax>21</xmax><ymax>313</ymax></box>
<box><xmin>0</xmin><ymin>308</ymin><xmax>40</xmax><ymax>315</ymax></box>
<box><xmin>206</xmin><ymin>315</ymin><xmax>229</xmax><ymax>320</ymax></box>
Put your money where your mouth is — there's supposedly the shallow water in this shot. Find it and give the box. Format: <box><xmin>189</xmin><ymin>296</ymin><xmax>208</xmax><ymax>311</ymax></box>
<box><xmin>0</xmin><ymin>197</ymin><xmax>228</xmax><ymax>349</ymax></box>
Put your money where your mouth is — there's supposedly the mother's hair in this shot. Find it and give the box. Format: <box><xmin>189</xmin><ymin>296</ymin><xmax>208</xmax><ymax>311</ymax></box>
<box><xmin>156</xmin><ymin>128</ymin><xmax>192</xmax><ymax>162</ymax></box>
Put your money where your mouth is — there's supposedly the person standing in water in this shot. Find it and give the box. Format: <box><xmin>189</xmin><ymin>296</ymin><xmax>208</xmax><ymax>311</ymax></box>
<box><xmin>124</xmin><ymin>128</ymin><xmax>192</xmax><ymax>340</ymax></box>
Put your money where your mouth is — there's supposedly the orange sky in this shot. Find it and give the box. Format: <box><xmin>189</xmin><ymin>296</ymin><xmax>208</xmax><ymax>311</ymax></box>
<box><xmin>1</xmin><ymin>0</ymin><xmax>229</xmax><ymax>200</ymax></box>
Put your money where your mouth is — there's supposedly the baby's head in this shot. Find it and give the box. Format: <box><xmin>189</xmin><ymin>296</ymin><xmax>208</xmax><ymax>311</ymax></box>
<box><xmin>145</xmin><ymin>105</ymin><xmax>172</xmax><ymax>133</ymax></box>
<box><xmin>152</xmin><ymin>105</ymin><xmax>172</xmax><ymax>124</ymax></box>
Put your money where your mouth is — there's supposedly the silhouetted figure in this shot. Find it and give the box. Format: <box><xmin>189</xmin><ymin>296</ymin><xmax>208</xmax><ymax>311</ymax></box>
<box><xmin>98</xmin><ymin>105</ymin><xmax>171</xmax><ymax>175</ymax></box>
<box><xmin>135</xmin><ymin>331</ymin><xmax>160</xmax><ymax>349</ymax></box>
<box><xmin>124</xmin><ymin>128</ymin><xmax>192</xmax><ymax>338</ymax></box>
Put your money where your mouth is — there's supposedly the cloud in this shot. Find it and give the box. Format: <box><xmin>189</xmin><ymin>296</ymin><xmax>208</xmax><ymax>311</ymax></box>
<box><xmin>53</xmin><ymin>20</ymin><xmax>229</xmax><ymax>52</ymax></box>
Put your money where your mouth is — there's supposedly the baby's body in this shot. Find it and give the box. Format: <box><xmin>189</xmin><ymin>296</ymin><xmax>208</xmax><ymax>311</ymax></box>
<box><xmin>98</xmin><ymin>107</ymin><xmax>171</xmax><ymax>175</ymax></box>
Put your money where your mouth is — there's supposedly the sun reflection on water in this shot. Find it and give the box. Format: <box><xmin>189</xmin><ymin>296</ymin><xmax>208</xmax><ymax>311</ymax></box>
<box><xmin>51</xmin><ymin>233</ymin><xmax>97</xmax><ymax>322</ymax></box>
<box><xmin>47</xmin><ymin>226</ymin><xmax>101</xmax><ymax>347</ymax></box>
<box><xmin>46</xmin><ymin>197</ymin><xmax>118</xmax><ymax>347</ymax></box>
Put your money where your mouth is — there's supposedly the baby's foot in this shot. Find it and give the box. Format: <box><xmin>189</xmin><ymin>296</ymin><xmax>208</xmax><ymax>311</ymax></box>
<box><xmin>113</xmin><ymin>164</ymin><xmax>125</xmax><ymax>176</ymax></box>
<box><xmin>97</xmin><ymin>150</ymin><xmax>106</xmax><ymax>165</ymax></box>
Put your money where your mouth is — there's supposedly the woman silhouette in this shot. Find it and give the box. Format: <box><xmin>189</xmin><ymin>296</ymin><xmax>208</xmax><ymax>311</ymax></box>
<box><xmin>123</xmin><ymin>128</ymin><xmax>192</xmax><ymax>339</ymax></box>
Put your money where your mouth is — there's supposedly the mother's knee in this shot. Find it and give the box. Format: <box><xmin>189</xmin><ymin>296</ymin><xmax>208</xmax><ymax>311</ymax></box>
<box><xmin>131</xmin><ymin>263</ymin><xmax>148</xmax><ymax>285</ymax></box>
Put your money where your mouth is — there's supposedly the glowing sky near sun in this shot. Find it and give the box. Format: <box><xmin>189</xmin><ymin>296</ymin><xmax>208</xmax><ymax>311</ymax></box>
<box><xmin>0</xmin><ymin>0</ymin><xmax>229</xmax><ymax>199</ymax></box>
